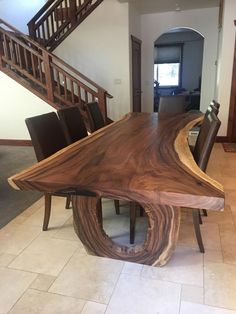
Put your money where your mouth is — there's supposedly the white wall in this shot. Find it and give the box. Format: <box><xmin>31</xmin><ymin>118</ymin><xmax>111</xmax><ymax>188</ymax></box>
<box><xmin>0</xmin><ymin>0</ymin><xmax>46</xmax><ymax>33</ymax></box>
<box><xmin>0</xmin><ymin>72</ymin><xmax>54</xmax><ymax>140</ymax></box>
<box><xmin>141</xmin><ymin>7</ymin><xmax>219</xmax><ymax>114</ymax></box>
<box><xmin>216</xmin><ymin>0</ymin><xmax>236</xmax><ymax>136</ymax></box>
<box><xmin>54</xmin><ymin>0</ymin><xmax>131</xmax><ymax>121</ymax></box>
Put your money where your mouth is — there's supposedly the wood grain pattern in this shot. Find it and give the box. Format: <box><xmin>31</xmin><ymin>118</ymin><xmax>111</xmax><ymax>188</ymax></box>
<box><xmin>9</xmin><ymin>113</ymin><xmax>224</xmax><ymax>265</ymax></box>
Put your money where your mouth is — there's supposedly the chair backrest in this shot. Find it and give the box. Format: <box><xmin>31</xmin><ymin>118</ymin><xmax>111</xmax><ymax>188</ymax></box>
<box><xmin>57</xmin><ymin>106</ymin><xmax>88</xmax><ymax>144</ymax></box>
<box><xmin>158</xmin><ymin>95</ymin><xmax>186</xmax><ymax>113</ymax></box>
<box><xmin>25</xmin><ymin>112</ymin><xmax>68</xmax><ymax>162</ymax></box>
<box><xmin>193</xmin><ymin>111</ymin><xmax>221</xmax><ymax>172</ymax></box>
<box><xmin>86</xmin><ymin>101</ymin><xmax>105</xmax><ymax>132</ymax></box>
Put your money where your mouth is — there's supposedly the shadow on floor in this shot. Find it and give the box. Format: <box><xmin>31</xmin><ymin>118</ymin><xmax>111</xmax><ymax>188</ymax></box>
<box><xmin>0</xmin><ymin>145</ymin><xmax>42</xmax><ymax>228</ymax></box>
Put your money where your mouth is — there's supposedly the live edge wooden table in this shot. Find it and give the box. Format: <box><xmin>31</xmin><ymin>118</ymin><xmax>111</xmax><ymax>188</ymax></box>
<box><xmin>9</xmin><ymin>112</ymin><xmax>224</xmax><ymax>266</ymax></box>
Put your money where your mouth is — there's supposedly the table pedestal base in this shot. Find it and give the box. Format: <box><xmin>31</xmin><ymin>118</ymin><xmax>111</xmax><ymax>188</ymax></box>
<box><xmin>72</xmin><ymin>196</ymin><xmax>181</xmax><ymax>266</ymax></box>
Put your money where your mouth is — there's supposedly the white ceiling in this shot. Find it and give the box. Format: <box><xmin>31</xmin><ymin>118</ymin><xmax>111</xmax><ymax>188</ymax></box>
<box><xmin>118</xmin><ymin>0</ymin><xmax>220</xmax><ymax>14</ymax></box>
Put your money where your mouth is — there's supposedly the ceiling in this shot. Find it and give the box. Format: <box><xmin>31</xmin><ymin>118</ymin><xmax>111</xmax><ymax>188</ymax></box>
<box><xmin>118</xmin><ymin>0</ymin><xmax>220</xmax><ymax>14</ymax></box>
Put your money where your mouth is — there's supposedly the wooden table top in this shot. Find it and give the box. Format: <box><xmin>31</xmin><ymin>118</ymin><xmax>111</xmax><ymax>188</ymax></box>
<box><xmin>9</xmin><ymin>112</ymin><xmax>224</xmax><ymax>210</ymax></box>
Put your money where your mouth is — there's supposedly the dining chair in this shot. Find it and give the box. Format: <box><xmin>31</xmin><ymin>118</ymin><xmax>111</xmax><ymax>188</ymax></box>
<box><xmin>86</xmin><ymin>101</ymin><xmax>106</xmax><ymax>132</ymax></box>
<box><xmin>86</xmin><ymin>101</ymin><xmax>140</xmax><ymax>244</ymax></box>
<box><xmin>158</xmin><ymin>95</ymin><xmax>186</xmax><ymax>113</ymax></box>
<box><xmin>191</xmin><ymin>111</ymin><xmax>221</xmax><ymax>253</ymax></box>
<box><xmin>57</xmin><ymin>106</ymin><xmax>88</xmax><ymax>145</ymax></box>
<box><xmin>25</xmin><ymin>112</ymin><xmax>71</xmax><ymax>231</ymax></box>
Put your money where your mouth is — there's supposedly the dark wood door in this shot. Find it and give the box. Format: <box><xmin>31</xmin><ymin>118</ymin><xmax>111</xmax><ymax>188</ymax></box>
<box><xmin>227</xmin><ymin>21</ymin><xmax>236</xmax><ymax>142</ymax></box>
<box><xmin>131</xmin><ymin>36</ymin><xmax>142</xmax><ymax>112</ymax></box>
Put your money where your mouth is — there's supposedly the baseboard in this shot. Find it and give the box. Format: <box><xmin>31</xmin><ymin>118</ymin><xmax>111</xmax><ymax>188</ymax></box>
<box><xmin>0</xmin><ymin>139</ymin><xmax>32</xmax><ymax>146</ymax></box>
<box><xmin>216</xmin><ymin>136</ymin><xmax>229</xmax><ymax>143</ymax></box>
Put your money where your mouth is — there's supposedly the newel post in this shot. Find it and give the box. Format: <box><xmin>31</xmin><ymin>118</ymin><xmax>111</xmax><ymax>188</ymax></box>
<box><xmin>97</xmin><ymin>89</ymin><xmax>107</xmax><ymax>120</ymax></box>
<box><xmin>28</xmin><ymin>22</ymin><xmax>36</xmax><ymax>41</ymax></box>
<box><xmin>42</xmin><ymin>50</ymin><xmax>54</xmax><ymax>102</ymax></box>
<box><xmin>69</xmin><ymin>0</ymin><xmax>77</xmax><ymax>26</ymax></box>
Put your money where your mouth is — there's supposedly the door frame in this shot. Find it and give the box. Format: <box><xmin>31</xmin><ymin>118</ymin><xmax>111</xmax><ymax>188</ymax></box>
<box><xmin>227</xmin><ymin>20</ymin><xmax>236</xmax><ymax>142</ymax></box>
<box><xmin>131</xmin><ymin>35</ymin><xmax>142</xmax><ymax>112</ymax></box>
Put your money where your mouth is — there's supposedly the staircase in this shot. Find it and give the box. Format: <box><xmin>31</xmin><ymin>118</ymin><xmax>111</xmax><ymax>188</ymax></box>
<box><xmin>0</xmin><ymin>19</ymin><xmax>111</xmax><ymax>125</ymax></box>
<box><xmin>28</xmin><ymin>0</ymin><xmax>103</xmax><ymax>51</ymax></box>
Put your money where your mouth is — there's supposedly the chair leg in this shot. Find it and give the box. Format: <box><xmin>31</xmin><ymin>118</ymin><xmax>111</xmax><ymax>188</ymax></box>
<box><xmin>96</xmin><ymin>198</ymin><xmax>103</xmax><ymax>227</ymax></box>
<box><xmin>199</xmin><ymin>210</ymin><xmax>203</xmax><ymax>224</ymax></box>
<box><xmin>130</xmin><ymin>202</ymin><xmax>137</xmax><ymax>244</ymax></box>
<box><xmin>114</xmin><ymin>200</ymin><xmax>120</xmax><ymax>215</ymax></box>
<box><xmin>140</xmin><ymin>206</ymin><xmax>144</xmax><ymax>217</ymax></box>
<box><xmin>43</xmin><ymin>193</ymin><xmax>52</xmax><ymax>231</ymax></box>
<box><xmin>65</xmin><ymin>196</ymin><xmax>71</xmax><ymax>209</ymax></box>
<box><xmin>202</xmin><ymin>209</ymin><xmax>208</xmax><ymax>216</ymax></box>
<box><xmin>192</xmin><ymin>209</ymin><xmax>205</xmax><ymax>253</ymax></box>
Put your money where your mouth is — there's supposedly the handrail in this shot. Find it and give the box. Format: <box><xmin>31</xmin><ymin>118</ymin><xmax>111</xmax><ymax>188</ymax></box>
<box><xmin>0</xmin><ymin>18</ymin><xmax>111</xmax><ymax>119</ymax></box>
<box><xmin>27</xmin><ymin>0</ymin><xmax>103</xmax><ymax>51</ymax></box>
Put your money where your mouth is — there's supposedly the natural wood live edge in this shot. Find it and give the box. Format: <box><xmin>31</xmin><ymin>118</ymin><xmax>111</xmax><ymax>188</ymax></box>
<box><xmin>8</xmin><ymin>112</ymin><xmax>224</xmax><ymax>266</ymax></box>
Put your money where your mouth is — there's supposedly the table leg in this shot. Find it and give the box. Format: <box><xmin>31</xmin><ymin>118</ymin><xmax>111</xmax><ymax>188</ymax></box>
<box><xmin>72</xmin><ymin>195</ymin><xmax>181</xmax><ymax>266</ymax></box>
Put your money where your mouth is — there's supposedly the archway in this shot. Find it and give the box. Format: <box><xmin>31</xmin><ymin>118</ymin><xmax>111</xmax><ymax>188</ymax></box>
<box><xmin>154</xmin><ymin>28</ymin><xmax>204</xmax><ymax>112</ymax></box>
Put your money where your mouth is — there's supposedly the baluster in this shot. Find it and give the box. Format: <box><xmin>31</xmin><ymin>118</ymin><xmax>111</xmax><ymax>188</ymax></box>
<box><xmin>38</xmin><ymin>56</ymin><xmax>43</xmax><ymax>82</ymax></box>
<box><xmin>42</xmin><ymin>51</ymin><xmax>54</xmax><ymax>101</ymax></box>
<box><xmin>46</xmin><ymin>18</ymin><xmax>50</xmax><ymax>41</ymax></box>
<box><xmin>63</xmin><ymin>74</ymin><xmax>68</xmax><ymax>100</ymax></box>
<box><xmin>16</xmin><ymin>43</ymin><xmax>23</xmax><ymax>68</ymax></box>
<box><xmin>56</xmin><ymin>69</ymin><xmax>60</xmax><ymax>94</ymax></box>
<box><xmin>50</xmin><ymin>14</ymin><xmax>55</xmax><ymax>38</ymax></box>
<box><xmin>0</xmin><ymin>34</ymin><xmax>4</xmax><ymax>68</ymax></box>
<box><xmin>42</xmin><ymin>23</ymin><xmax>46</xmax><ymax>42</ymax></box>
<box><xmin>69</xmin><ymin>0</ymin><xmax>77</xmax><ymax>26</ymax></box>
<box><xmin>30</xmin><ymin>53</ymin><xmax>37</xmax><ymax>78</ymax></box>
<box><xmin>84</xmin><ymin>90</ymin><xmax>88</xmax><ymax>103</ymax></box>
<box><xmin>78</xmin><ymin>85</ymin><xmax>81</xmax><ymax>103</ymax></box>
<box><xmin>55</xmin><ymin>9</ymin><xmax>59</xmax><ymax>32</ymax></box>
<box><xmin>3</xmin><ymin>34</ymin><xmax>10</xmax><ymax>60</ymax></box>
<box><xmin>23</xmin><ymin>49</ymin><xmax>30</xmax><ymax>72</ymax></box>
<box><xmin>9</xmin><ymin>39</ymin><xmax>16</xmax><ymax>64</ymax></box>
<box><xmin>70</xmin><ymin>80</ymin><xmax>75</xmax><ymax>103</ymax></box>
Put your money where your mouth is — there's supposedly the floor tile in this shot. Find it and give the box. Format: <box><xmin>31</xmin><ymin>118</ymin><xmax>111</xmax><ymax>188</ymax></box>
<box><xmin>181</xmin><ymin>284</ymin><xmax>204</xmax><ymax>304</ymax></box>
<box><xmin>9</xmin><ymin>234</ymin><xmax>79</xmax><ymax>276</ymax></box>
<box><xmin>141</xmin><ymin>246</ymin><xmax>204</xmax><ymax>286</ymax></box>
<box><xmin>81</xmin><ymin>301</ymin><xmax>107</xmax><ymax>314</ymax></box>
<box><xmin>0</xmin><ymin>268</ymin><xmax>37</xmax><ymax>314</ymax></box>
<box><xmin>121</xmin><ymin>261</ymin><xmax>143</xmax><ymax>276</ymax></box>
<box><xmin>204</xmin><ymin>262</ymin><xmax>236</xmax><ymax>309</ymax></box>
<box><xmin>9</xmin><ymin>289</ymin><xmax>85</xmax><ymax>314</ymax></box>
<box><xmin>0</xmin><ymin>224</ymin><xmax>41</xmax><ymax>255</ymax></box>
<box><xmin>180</xmin><ymin>301</ymin><xmax>236</xmax><ymax>314</ymax></box>
<box><xmin>49</xmin><ymin>253</ymin><xmax>124</xmax><ymax>304</ymax></box>
<box><xmin>106</xmin><ymin>273</ymin><xmax>181</xmax><ymax>314</ymax></box>
<box><xmin>0</xmin><ymin>253</ymin><xmax>17</xmax><ymax>267</ymax></box>
<box><xmin>30</xmin><ymin>274</ymin><xmax>56</xmax><ymax>291</ymax></box>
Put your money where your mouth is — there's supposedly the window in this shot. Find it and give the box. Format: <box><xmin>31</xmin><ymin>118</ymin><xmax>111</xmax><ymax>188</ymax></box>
<box><xmin>154</xmin><ymin>44</ymin><xmax>182</xmax><ymax>87</ymax></box>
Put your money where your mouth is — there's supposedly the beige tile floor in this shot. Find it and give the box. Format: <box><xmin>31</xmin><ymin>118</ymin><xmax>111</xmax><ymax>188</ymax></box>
<box><xmin>1</xmin><ymin>143</ymin><xmax>236</xmax><ymax>313</ymax></box>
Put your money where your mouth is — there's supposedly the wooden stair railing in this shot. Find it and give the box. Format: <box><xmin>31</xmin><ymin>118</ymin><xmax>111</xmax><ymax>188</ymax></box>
<box><xmin>0</xmin><ymin>19</ymin><xmax>111</xmax><ymax>122</ymax></box>
<box><xmin>28</xmin><ymin>0</ymin><xmax>104</xmax><ymax>51</ymax></box>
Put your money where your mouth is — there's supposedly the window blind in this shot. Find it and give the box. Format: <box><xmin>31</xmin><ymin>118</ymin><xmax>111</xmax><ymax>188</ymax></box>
<box><xmin>154</xmin><ymin>45</ymin><xmax>182</xmax><ymax>64</ymax></box>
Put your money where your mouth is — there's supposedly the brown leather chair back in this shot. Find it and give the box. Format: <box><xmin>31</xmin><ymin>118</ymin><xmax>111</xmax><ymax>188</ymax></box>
<box><xmin>25</xmin><ymin>112</ymin><xmax>67</xmax><ymax>162</ymax></box>
<box><xmin>193</xmin><ymin>111</ymin><xmax>221</xmax><ymax>172</ymax></box>
<box><xmin>158</xmin><ymin>95</ymin><xmax>186</xmax><ymax>113</ymax></box>
<box><xmin>57</xmin><ymin>106</ymin><xmax>88</xmax><ymax>144</ymax></box>
<box><xmin>86</xmin><ymin>102</ymin><xmax>105</xmax><ymax>132</ymax></box>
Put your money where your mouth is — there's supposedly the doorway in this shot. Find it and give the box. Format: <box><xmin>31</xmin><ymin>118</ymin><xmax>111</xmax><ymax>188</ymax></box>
<box><xmin>153</xmin><ymin>28</ymin><xmax>204</xmax><ymax>112</ymax></box>
<box><xmin>131</xmin><ymin>35</ymin><xmax>142</xmax><ymax>112</ymax></box>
